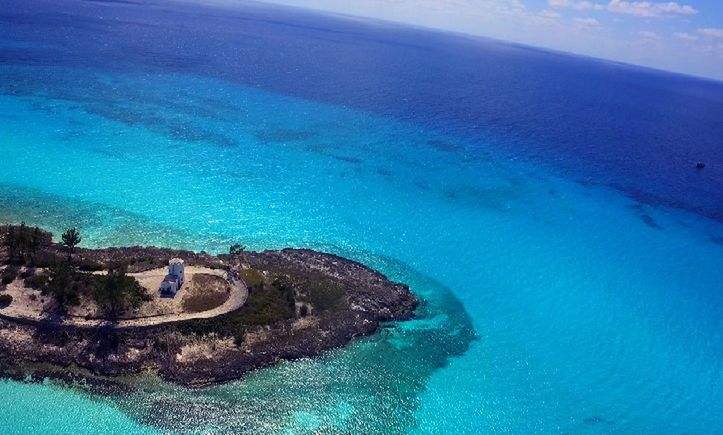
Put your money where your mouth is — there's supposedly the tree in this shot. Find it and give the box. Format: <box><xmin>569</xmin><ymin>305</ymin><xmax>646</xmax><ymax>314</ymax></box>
<box><xmin>1</xmin><ymin>223</ymin><xmax>44</xmax><ymax>265</ymax></box>
<box><xmin>1</xmin><ymin>225</ymin><xmax>19</xmax><ymax>262</ymax></box>
<box><xmin>61</xmin><ymin>228</ymin><xmax>82</xmax><ymax>261</ymax></box>
<box><xmin>44</xmin><ymin>261</ymin><xmax>79</xmax><ymax>313</ymax></box>
<box><xmin>28</xmin><ymin>226</ymin><xmax>43</xmax><ymax>264</ymax></box>
<box><xmin>229</xmin><ymin>244</ymin><xmax>246</xmax><ymax>256</ymax></box>
<box><xmin>17</xmin><ymin>222</ymin><xmax>29</xmax><ymax>261</ymax></box>
<box><xmin>93</xmin><ymin>263</ymin><xmax>150</xmax><ymax>318</ymax></box>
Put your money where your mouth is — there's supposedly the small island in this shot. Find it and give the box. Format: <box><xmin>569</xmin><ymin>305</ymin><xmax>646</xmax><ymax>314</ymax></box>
<box><xmin>0</xmin><ymin>224</ymin><xmax>417</xmax><ymax>387</ymax></box>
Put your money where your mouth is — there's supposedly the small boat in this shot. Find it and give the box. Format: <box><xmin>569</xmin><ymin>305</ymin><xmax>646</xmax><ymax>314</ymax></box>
<box><xmin>696</xmin><ymin>161</ymin><xmax>706</xmax><ymax>169</ymax></box>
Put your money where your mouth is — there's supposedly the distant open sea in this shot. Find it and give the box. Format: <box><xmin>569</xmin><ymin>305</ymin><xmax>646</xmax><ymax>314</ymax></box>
<box><xmin>1</xmin><ymin>0</ymin><xmax>723</xmax><ymax>433</ymax></box>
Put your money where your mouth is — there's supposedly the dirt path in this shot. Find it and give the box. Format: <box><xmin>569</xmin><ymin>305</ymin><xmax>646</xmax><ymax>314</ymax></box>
<box><xmin>1</xmin><ymin>267</ymin><xmax>248</xmax><ymax>330</ymax></box>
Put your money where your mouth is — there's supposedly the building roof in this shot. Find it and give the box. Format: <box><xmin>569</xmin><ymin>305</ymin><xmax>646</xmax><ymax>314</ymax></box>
<box><xmin>162</xmin><ymin>274</ymin><xmax>179</xmax><ymax>284</ymax></box>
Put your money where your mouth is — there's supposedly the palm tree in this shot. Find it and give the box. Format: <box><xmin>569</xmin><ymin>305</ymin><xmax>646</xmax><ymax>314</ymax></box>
<box><xmin>61</xmin><ymin>228</ymin><xmax>82</xmax><ymax>261</ymax></box>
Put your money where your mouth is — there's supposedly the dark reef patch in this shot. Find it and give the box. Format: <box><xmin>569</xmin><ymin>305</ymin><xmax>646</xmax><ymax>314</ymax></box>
<box><xmin>414</xmin><ymin>180</ymin><xmax>431</xmax><ymax>191</ymax></box>
<box><xmin>255</xmin><ymin>128</ymin><xmax>319</xmax><ymax>144</ymax></box>
<box><xmin>641</xmin><ymin>214</ymin><xmax>662</xmax><ymax>229</ymax></box>
<box><xmin>166</xmin><ymin>124</ymin><xmax>238</xmax><ymax>148</ymax></box>
<box><xmin>55</xmin><ymin>130</ymin><xmax>86</xmax><ymax>142</ymax></box>
<box><xmin>0</xmin><ymin>183</ymin><xmax>208</xmax><ymax>252</ymax></box>
<box><xmin>327</xmin><ymin>153</ymin><xmax>363</xmax><ymax>164</ymax></box>
<box><xmin>427</xmin><ymin>138</ymin><xmax>466</xmax><ymax>154</ymax></box>
<box><xmin>442</xmin><ymin>183</ymin><xmax>519</xmax><ymax>210</ymax></box>
<box><xmin>375</xmin><ymin>167</ymin><xmax>392</xmax><ymax>177</ymax></box>
<box><xmin>583</xmin><ymin>416</ymin><xmax>613</xmax><ymax>426</ymax></box>
<box><xmin>629</xmin><ymin>203</ymin><xmax>663</xmax><ymax>230</ymax></box>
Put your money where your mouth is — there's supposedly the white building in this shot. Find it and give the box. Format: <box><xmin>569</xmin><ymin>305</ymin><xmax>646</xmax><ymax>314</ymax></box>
<box><xmin>160</xmin><ymin>258</ymin><xmax>185</xmax><ymax>296</ymax></box>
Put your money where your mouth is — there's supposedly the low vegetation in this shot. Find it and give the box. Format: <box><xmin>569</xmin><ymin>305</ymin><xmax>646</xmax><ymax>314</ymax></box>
<box><xmin>178</xmin><ymin>268</ymin><xmax>295</xmax><ymax>337</ymax></box>
<box><xmin>92</xmin><ymin>263</ymin><xmax>151</xmax><ymax>317</ymax></box>
<box><xmin>1</xmin><ymin>223</ymin><xmax>52</xmax><ymax>265</ymax></box>
<box><xmin>33</xmin><ymin>262</ymin><xmax>84</xmax><ymax>309</ymax></box>
<box><xmin>1</xmin><ymin>226</ymin><xmax>151</xmax><ymax>315</ymax></box>
<box><xmin>25</xmin><ymin>261</ymin><xmax>150</xmax><ymax>316</ymax></box>
<box><xmin>0</xmin><ymin>294</ymin><xmax>12</xmax><ymax>307</ymax></box>
<box><xmin>1</xmin><ymin>266</ymin><xmax>19</xmax><ymax>286</ymax></box>
<box><xmin>2</xmin><ymin>226</ymin><xmax>348</xmax><ymax>331</ymax></box>
<box><xmin>178</xmin><ymin>263</ymin><xmax>348</xmax><ymax>339</ymax></box>
<box><xmin>181</xmin><ymin>274</ymin><xmax>230</xmax><ymax>313</ymax></box>
<box><xmin>293</xmin><ymin>272</ymin><xmax>346</xmax><ymax>311</ymax></box>
<box><xmin>241</xmin><ymin>268</ymin><xmax>264</xmax><ymax>290</ymax></box>
<box><xmin>234</xmin><ymin>274</ymin><xmax>295</xmax><ymax>326</ymax></box>
<box><xmin>229</xmin><ymin>244</ymin><xmax>246</xmax><ymax>256</ymax></box>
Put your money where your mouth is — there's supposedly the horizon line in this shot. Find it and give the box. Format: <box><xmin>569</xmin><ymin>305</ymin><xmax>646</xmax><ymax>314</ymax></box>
<box><xmin>185</xmin><ymin>0</ymin><xmax>723</xmax><ymax>84</ymax></box>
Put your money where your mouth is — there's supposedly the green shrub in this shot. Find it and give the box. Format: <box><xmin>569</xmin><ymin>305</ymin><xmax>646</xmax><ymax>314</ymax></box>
<box><xmin>1</xmin><ymin>224</ymin><xmax>51</xmax><ymax>265</ymax></box>
<box><xmin>0</xmin><ymin>294</ymin><xmax>13</xmax><ymax>307</ymax></box>
<box><xmin>76</xmin><ymin>258</ymin><xmax>104</xmax><ymax>272</ymax></box>
<box><xmin>92</xmin><ymin>263</ymin><xmax>150</xmax><ymax>317</ymax></box>
<box><xmin>229</xmin><ymin>244</ymin><xmax>246</xmax><ymax>256</ymax></box>
<box><xmin>294</xmin><ymin>273</ymin><xmax>346</xmax><ymax>312</ymax></box>
<box><xmin>32</xmin><ymin>251</ymin><xmax>61</xmax><ymax>268</ymax></box>
<box><xmin>177</xmin><ymin>273</ymin><xmax>296</xmax><ymax>337</ymax></box>
<box><xmin>216</xmin><ymin>276</ymin><xmax>295</xmax><ymax>328</ymax></box>
<box><xmin>29</xmin><ymin>263</ymin><xmax>81</xmax><ymax>309</ymax></box>
<box><xmin>1</xmin><ymin>266</ymin><xmax>19</xmax><ymax>285</ymax></box>
<box><xmin>19</xmin><ymin>268</ymin><xmax>35</xmax><ymax>279</ymax></box>
<box><xmin>25</xmin><ymin>273</ymin><xmax>49</xmax><ymax>290</ymax></box>
<box><xmin>242</xmin><ymin>268</ymin><xmax>264</xmax><ymax>290</ymax></box>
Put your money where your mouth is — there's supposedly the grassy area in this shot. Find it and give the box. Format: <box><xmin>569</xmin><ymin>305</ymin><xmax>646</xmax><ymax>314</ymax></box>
<box><xmin>233</xmin><ymin>276</ymin><xmax>295</xmax><ymax>326</ymax></box>
<box><xmin>176</xmin><ymin>266</ymin><xmax>349</xmax><ymax>338</ymax></box>
<box><xmin>178</xmin><ymin>269</ymin><xmax>295</xmax><ymax>337</ymax></box>
<box><xmin>242</xmin><ymin>268</ymin><xmax>264</xmax><ymax>290</ymax></box>
<box><xmin>291</xmin><ymin>271</ymin><xmax>347</xmax><ymax>312</ymax></box>
<box><xmin>182</xmin><ymin>274</ymin><xmax>230</xmax><ymax>313</ymax></box>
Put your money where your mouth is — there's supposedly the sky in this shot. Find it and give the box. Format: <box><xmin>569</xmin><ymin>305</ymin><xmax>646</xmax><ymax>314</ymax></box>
<box><xmin>239</xmin><ymin>0</ymin><xmax>723</xmax><ymax>80</ymax></box>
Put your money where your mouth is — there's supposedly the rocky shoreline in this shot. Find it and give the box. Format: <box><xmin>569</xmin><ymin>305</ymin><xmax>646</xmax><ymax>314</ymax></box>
<box><xmin>0</xmin><ymin>226</ymin><xmax>417</xmax><ymax>387</ymax></box>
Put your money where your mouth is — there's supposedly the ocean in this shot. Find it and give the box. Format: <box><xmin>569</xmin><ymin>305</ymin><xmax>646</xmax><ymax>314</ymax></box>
<box><xmin>1</xmin><ymin>0</ymin><xmax>722</xmax><ymax>433</ymax></box>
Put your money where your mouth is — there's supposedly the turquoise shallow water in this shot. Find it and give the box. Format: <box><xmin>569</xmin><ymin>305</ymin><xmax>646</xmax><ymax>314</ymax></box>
<box><xmin>1</xmin><ymin>67</ymin><xmax>722</xmax><ymax>433</ymax></box>
<box><xmin>0</xmin><ymin>380</ymin><xmax>155</xmax><ymax>434</ymax></box>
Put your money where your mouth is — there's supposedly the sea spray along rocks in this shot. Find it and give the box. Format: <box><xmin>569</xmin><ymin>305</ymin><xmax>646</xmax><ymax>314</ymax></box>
<box><xmin>0</xmin><ymin>225</ymin><xmax>417</xmax><ymax>387</ymax></box>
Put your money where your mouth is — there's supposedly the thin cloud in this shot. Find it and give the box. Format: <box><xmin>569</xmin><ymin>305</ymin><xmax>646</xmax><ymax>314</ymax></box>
<box><xmin>532</xmin><ymin>9</ymin><xmax>563</xmax><ymax>25</ymax></box>
<box><xmin>698</xmin><ymin>28</ymin><xmax>723</xmax><ymax>39</ymax></box>
<box><xmin>637</xmin><ymin>30</ymin><xmax>659</xmax><ymax>44</ymax></box>
<box><xmin>538</xmin><ymin>9</ymin><xmax>562</xmax><ymax>19</ymax></box>
<box><xmin>549</xmin><ymin>0</ymin><xmax>697</xmax><ymax>18</ymax></box>
<box><xmin>673</xmin><ymin>32</ymin><xmax>698</xmax><ymax>41</ymax></box>
<box><xmin>549</xmin><ymin>0</ymin><xmax>604</xmax><ymax>11</ymax></box>
<box><xmin>573</xmin><ymin>17</ymin><xmax>601</xmax><ymax>29</ymax></box>
<box><xmin>607</xmin><ymin>0</ymin><xmax>698</xmax><ymax>18</ymax></box>
<box><xmin>639</xmin><ymin>30</ymin><xmax>658</xmax><ymax>39</ymax></box>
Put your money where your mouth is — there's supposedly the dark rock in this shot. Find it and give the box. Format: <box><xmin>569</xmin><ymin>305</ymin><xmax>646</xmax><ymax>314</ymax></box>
<box><xmin>0</xmin><ymin>226</ymin><xmax>417</xmax><ymax>387</ymax></box>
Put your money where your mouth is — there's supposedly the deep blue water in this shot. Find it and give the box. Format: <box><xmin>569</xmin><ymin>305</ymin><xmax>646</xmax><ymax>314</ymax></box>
<box><xmin>1</xmin><ymin>0</ymin><xmax>723</xmax><ymax>433</ymax></box>
<box><xmin>4</xmin><ymin>0</ymin><xmax>722</xmax><ymax>220</ymax></box>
